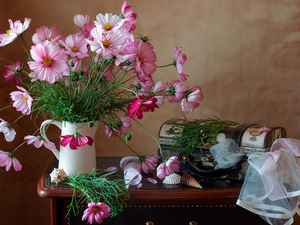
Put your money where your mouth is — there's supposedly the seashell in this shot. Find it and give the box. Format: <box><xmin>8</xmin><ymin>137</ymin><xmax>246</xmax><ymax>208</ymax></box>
<box><xmin>163</xmin><ymin>173</ymin><xmax>182</xmax><ymax>185</ymax></box>
<box><xmin>181</xmin><ymin>172</ymin><xmax>202</xmax><ymax>189</ymax></box>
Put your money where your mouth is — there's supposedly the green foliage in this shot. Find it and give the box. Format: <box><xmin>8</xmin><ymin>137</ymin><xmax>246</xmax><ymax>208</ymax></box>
<box><xmin>63</xmin><ymin>169</ymin><xmax>130</xmax><ymax>218</ymax></box>
<box><xmin>28</xmin><ymin>56</ymin><xmax>134</xmax><ymax>124</ymax></box>
<box><xmin>171</xmin><ymin>116</ymin><xmax>239</xmax><ymax>156</ymax></box>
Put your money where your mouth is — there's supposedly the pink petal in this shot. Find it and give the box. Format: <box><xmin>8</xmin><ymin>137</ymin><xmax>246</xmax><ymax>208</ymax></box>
<box><xmin>12</xmin><ymin>158</ymin><xmax>22</xmax><ymax>171</ymax></box>
<box><xmin>146</xmin><ymin>177</ymin><xmax>157</xmax><ymax>184</ymax></box>
<box><xmin>103</xmin><ymin>166</ymin><xmax>117</xmax><ymax>173</ymax></box>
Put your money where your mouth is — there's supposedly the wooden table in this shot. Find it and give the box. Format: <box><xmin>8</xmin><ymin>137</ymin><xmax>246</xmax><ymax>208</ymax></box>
<box><xmin>37</xmin><ymin>157</ymin><xmax>266</xmax><ymax>225</ymax></box>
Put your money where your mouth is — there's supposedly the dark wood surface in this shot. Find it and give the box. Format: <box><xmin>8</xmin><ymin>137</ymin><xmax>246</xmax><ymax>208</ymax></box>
<box><xmin>37</xmin><ymin>157</ymin><xmax>266</xmax><ymax>225</ymax></box>
<box><xmin>38</xmin><ymin>157</ymin><xmax>243</xmax><ymax>203</ymax></box>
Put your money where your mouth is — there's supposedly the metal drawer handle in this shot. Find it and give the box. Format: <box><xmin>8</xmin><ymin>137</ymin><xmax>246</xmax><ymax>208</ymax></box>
<box><xmin>189</xmin><ymin>221</ymin><xmax>197</xmax><ymax>225</ymax></box>
<box><xmin>146</xmin><ymin>222</ymin><xmax>154</xmax><ymax>225</ymax></box>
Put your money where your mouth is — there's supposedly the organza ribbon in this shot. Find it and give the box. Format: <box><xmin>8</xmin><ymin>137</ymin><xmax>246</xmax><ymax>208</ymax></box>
<box><xmin>120</xmin><ymin>156</ymin><xmax>142</xmax><ymax>188</ymax></box>
<box><xmin>260</xmin><ymin>138</ymin><xmax>300</xmax><ymax>201</ymax></box>
<box><xmin>210</xmin><ymin>138</ymin><xmax>245</xmax><ymax>169</ymax></box>
<box><xmin>237</xmin><ymin>138</ymin><xmax>300</xmax><ymax>225</ymax></box>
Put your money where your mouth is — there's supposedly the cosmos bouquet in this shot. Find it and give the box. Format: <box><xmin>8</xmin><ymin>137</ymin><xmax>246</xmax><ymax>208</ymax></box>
<box><xmin>0</xmin><ymin>1</ymin><xmax>203</xmax><ymax>223</ymax></box>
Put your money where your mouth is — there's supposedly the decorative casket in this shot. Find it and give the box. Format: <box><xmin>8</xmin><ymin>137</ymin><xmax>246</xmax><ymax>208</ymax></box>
<box><xmin>157</xmin><ymin>118</ymin><xmax>287</xmax><ymax>180</ymax></box>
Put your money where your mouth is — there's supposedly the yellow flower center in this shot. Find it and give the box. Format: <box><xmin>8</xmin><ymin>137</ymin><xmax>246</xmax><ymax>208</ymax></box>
<box><xmin>104</xmin><ymin>23</ymin><xmax>112</xmax><ymax>31</ymax></box>
<box><xmin>6</xmin><ymin>29</ymin><xmax>10</xmax><ymax>35</ymax></box>
<box><xmin>140</xmin><ymin>105</ymin><xmax>147</xmax><ymax>110</ymax></box>
<box><xmin>91</xmin><ymin>207</ymin><xmax>99</xmax><ymax>214</ymax></box>
<box><xmin>43</xmin><ymin>57</ymin><xmax>52</xmax><ymax>66</ymax></box>
<box><xmin>102</xmin><ymin>39</ymin><xmax>110</xmax><ymax>47</ymax></box>
<box><xmin>72</xmin><ymin>46</ymin><xmax>78</xmax><ymax>52</ymax></box>
<box><xmin>22</xmin><ymin>96</ymin><xmax>27</xmax><ymax>101</ymax></box>
<box><xmin>138</xmin><ymin>56</ymin><xmax>145</xmax><ymax>62</ymax></box>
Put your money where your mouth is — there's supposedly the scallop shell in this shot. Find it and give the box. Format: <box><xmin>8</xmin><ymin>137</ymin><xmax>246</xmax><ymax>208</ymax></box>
<box><xmin>163</xmin><ymin>173</ymin><xmax>182</xmax><ymax>185</ymax></box>
<box><xmin>181</xmin><ymin>172</ymin><xmax>202</xmax><ymax>189</ymax></box>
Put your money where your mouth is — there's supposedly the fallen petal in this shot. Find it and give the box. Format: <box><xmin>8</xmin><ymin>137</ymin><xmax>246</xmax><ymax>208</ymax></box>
<box><xmin>103</xmin><ymin>166</ymin><xmax>117</xmax><ymax>173</ymax></box>
<box><xmin>146</xmin><ymin>177</ymin><xmax>157</xmax><ymax>184</ymax></box>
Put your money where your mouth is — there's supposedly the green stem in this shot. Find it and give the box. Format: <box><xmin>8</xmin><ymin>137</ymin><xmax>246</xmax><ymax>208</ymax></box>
<box><xmin>156</xmin><ymin>63</ymin><xmax>174</xmax><ymax>68</ymax></box>
<box><xmin>0</xmin><ymin>105</ymin><xmax>12</xmax><ymax>111</ymax></box>
<box><xmin>11</xmin><ymin>114</ymin><xmax>26</xmax><ymax>125</ymax></box>
<box><xmin>133</xmin><ymin>118</ymin><xmax>165</xmax><ymax>162</ymax></box>
<box><xmin>21</xmin><ymin>36</ymin><xmax>30</xmax><ymax>51</ymax></box>
<box><xmin>12</xmin><ymin>128</ymin><xmax>39</xmax><ymax>153</ymax></box>
<box><xmin>16</xmin><ymin>39</ymin><xmax>30</xmax><ymax>59</ymax></box>
<box><xmin>0</xmin><ymin>58</ymin><xmax>14</xmax><ymax>64</ymax></box>
<box><xmin>116</xmin><ymin>133</ymin><xmax>140</xmax><ymax>157</ymax></box>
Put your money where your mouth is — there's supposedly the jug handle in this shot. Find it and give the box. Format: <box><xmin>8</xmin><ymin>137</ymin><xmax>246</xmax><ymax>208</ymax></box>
<box><xmin>40</xmin><ymin>120</ymin><xmax>62</xmax><ymax>160</ymax></box>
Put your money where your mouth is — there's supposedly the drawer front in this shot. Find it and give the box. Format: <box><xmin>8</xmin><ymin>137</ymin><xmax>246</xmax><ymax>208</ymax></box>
<box><xmin>65</xmin><ymin>203</ymin><xmax>266</xmax><ymax>225</ymax></box>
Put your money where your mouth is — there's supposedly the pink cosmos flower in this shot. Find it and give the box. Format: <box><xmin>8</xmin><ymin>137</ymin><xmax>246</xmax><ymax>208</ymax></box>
<box><xmin>32</xmin><ymin>26</ymin><xmax>65</xmax><ymax>44</ymax></box>
<box><xmin>114</xmin><ymin>42</ymin><xmax>136</xmax><ymax>66</ymax></box>
<box><xmin>173</xmin><ymin>46</ymin><xmax>189</xmax><ymax>82</ymax></box>
<box><xmin>95</xmin><ymin>13</ymin><xmax>123</xmax><ymax>33</ymax></box>
<box><xmin>139</xmin><ymin>154</ymin><xmax>159</xmax><ymax>174</ymax></box>
<box><xmin>60</xmin><ymin>133</ymin><xmax>94</xmax><ymax>150</ymax></box>
<box><xmin>126</xmin><ymin>95</ymin><xmax>158</xmax><ymax>119</ymax></box>
<box><xmin>180</xmin><ymin>85</ymin><xmax>203</xmax><ymax>114</ymax></box>
<box><xmin>3</xmin><ymin>61</ymin><xmax>24</xmax><ymax>87</ymax></box>
<box><xmin>118</xmin><ymin>21</ymin><xmax>135</xmax><ymax>42</ymax></box>
<box><xmin>28</xmin><ymin>40</ymin><xmax>68</xmax><ymax>83</ymax></box>
<box><xmin>134</xmin><ymin>41</ymin><xmax>157</xmax><ymax>75</ymax></box>
<box><xmin>73</xmin><ymin>14</ymin><xmax>91</xmax><ymax>28</ymax></box>
<box><xmin>132</xmin><ymin>76</ymin><xmax>154</xmax><ymax>96</ymax></box>
<box><xmin>258</xmin><ymin>126</ymin><xmax>271</xmax><ymax>133</ymax></box>
<box><xmin>60</xmin><ymin>34</ymin><xmax>89</xmax><ymax>59</ymax></box>
<box><xmin>165</xmin><ymin>80</ymin><xmax>185</xmax><ymax>103</ymax></box>
<box><xmin>81</xmin><ymin>23</ymin><xmax>96</xmax><ymax>40</ymax></box>
<box><xmin>87</xmin><ymin>26</ymin><xmax>125</xmax><ymax>59</ymax></box>
<box><xmin>150</xmin><ymin>81</ymin><xmax>165</xmax><ymax>106</ymax></box>
<box><xmin>10</xmin><ymin>86</ymin><xmax>33</xmax><ymax>115</ymax></box>
<box><xmin>0</xmin><ymin>118</ymin><xmax>16</xmax><ymax>142</ymax></box>
<box><xmin>116</xmin><ymin>116</ymin><xmax>132</xmax><ymax>135</ymax></box>
<box><xmin>63</xmin><ymin>57</ymin><xmax>89</xmax><ymax>77</ymax></box>
<box><xmin>156</xmin><ymin>156</ymin><xmax>180</xmax><ymax>180</ymax></box>
<box><xmin>0</xmin><ymin>150</ymin><xmax>22</xmax><ymax>171</ymax></box>
<box><xmin>0</xmin><ymin>18</ymin><xmax>31</xmax><ymax>47</ymax></box>
<box><xmin>105</xmin><ymin>124</ymin><xmax>117</xmax><ymax>137</ymax></box>
<box><xmin>82</xmin><ymin>202</ymin><xmax>110</xmax><ymax>224</ymax></box>
<box><xmin>120</xmin><ymin>1</ymin><xmax>137</xmax><ymax>32</ymax></box>
<box><xmin>24</xmin><ymin>135</ymin><xmax>56</xmax><ymax>150</ymax></box>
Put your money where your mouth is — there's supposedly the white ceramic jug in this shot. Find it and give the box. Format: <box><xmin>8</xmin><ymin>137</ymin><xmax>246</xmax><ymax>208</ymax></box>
<box><xmin>40</xmin><ymin>120</ymin><xmax>98</xmax><ymax>176</ymax></box>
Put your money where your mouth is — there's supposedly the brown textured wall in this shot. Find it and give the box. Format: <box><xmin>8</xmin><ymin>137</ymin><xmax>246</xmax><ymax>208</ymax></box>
<box><xmin>1</xmin><ymin>0</ymin><xmax>300</xmax><ymax>224</ymax></box>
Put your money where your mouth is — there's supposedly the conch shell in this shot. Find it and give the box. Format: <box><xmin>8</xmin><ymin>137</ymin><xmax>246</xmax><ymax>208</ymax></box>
<box><xmin>181</xmin><ymin>172</ymin><xmax>202</xmax><ymax>189</ymax></box>
<box><xmin>163</xmin><ymin>173</ymin><xmax>182</xmax><ymax>185</ymax></box>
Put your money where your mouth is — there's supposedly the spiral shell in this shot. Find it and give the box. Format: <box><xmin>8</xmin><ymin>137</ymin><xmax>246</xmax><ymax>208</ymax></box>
<box><xmin>162</xmin><ymin>173</ymin><xmax>182</xmax><ymax>185</ymax></box>
<box><xmin>181</xmin><ymin>172</ymin><xmax>202</xmax><ymax>189</ymax></box>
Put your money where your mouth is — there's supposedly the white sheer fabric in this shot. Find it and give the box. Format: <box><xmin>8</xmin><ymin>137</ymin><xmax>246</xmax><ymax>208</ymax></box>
<box><xmin>210</xmin><ymin>138</ymin><xmax>245</xmax><ymax>169</ymax></box>
<box><xmin>237</xmin><ymin>138</ymin><xmax>300</xmax><ymax>225</ymax></box>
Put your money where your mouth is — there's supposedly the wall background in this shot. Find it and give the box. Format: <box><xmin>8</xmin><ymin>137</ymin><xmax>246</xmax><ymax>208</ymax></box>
<box><xmin>1</xmin><ymin>0</ymin><xmax>300</xmax><ymax>224</ymax></box>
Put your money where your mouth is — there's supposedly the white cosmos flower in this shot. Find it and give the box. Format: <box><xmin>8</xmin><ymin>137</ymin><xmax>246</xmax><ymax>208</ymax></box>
<box><xmin>0</xmin><ymin>18</ymin><xmax>31</xmax><ymax>47</ymax></box>
<box><xmin>0</xmin><ymin>119</ymin><xmax>16</xmax><ymax>142</ymax></box>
